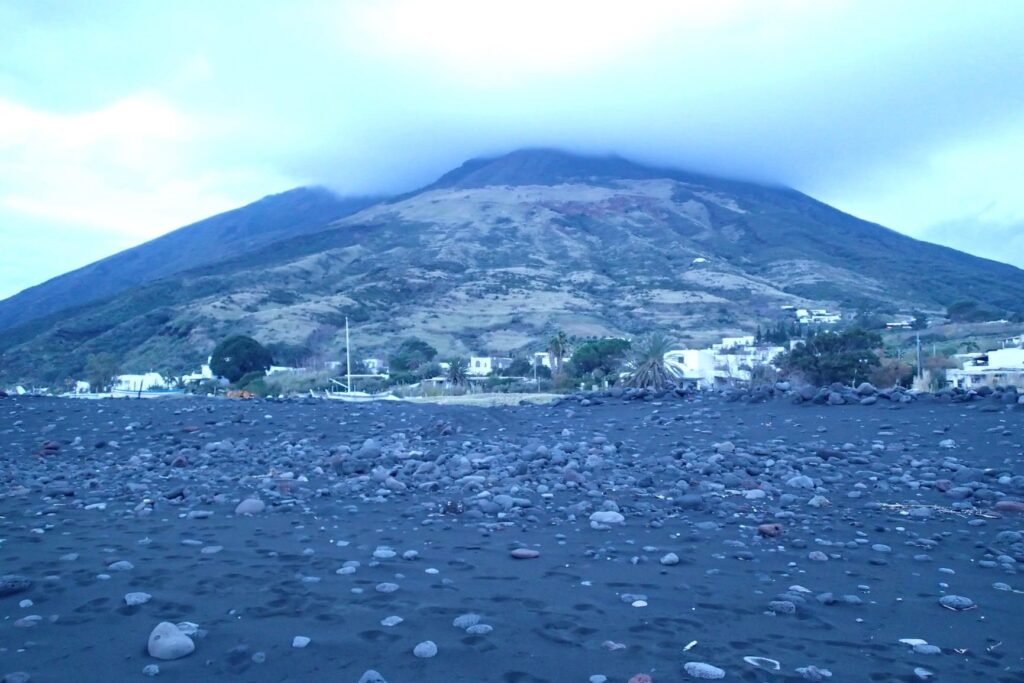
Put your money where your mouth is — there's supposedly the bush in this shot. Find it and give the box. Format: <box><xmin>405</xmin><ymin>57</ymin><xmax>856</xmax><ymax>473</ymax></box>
<box><xmin>568</xmin><ymin>338</ymin><xmax>631</xmax><ymax>377</ymax></box>
<box><xmin>775</xmin><ymin>329</ymin><xmax>882</xmax><ymax>386</ymax></box>
<box><xmin>389</xmin><ymin>338</ymin><xmax>438</xmax><ymax>373</ymax></box>
<box><xmin>210</xmin><ymin>335</ymin><xmax>273</xmax><ymax>383</ymax></box>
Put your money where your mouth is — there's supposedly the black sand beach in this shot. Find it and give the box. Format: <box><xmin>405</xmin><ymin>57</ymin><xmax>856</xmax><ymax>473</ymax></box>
<box><xmin>1</xmin><ymin>394</ymin><xmax>1022</xmax><ymax>682</ymax></box>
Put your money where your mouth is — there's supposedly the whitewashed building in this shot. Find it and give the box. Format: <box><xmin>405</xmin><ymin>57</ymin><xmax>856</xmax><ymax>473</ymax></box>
<box><xmin>468</xmin><ymin>356</ymin><xmax>512</xmax><ymax>376</ymax></box>
<box><xmin>181</xmin><ymin>359</ymin><xmax>215</xmax><ymax>384</ymax></box>
<box><xmin>113</xmin><ymin>372</ymin><xmax>170</xmax><ymax>392</ymax></box>
<box><xmin>665</xmin><ymin>337</ymin><xmax>786</xmax><ymax>389</ymax></box>
<box><xmin>947</xmin><ymin>348</ymin><xmax>1024</xmax><ymax>389</ymax></box>
<box><xmin>362</xmin><ymin>357</ymin><xmax>389</xmax><ymax>374</ymax></box>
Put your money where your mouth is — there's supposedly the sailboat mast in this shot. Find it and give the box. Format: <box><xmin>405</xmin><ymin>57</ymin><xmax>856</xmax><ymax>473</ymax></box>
<box><xmin>345</xmin><ymin>317</ymin><xmax>352</xmax><ymax>393</ymax></box>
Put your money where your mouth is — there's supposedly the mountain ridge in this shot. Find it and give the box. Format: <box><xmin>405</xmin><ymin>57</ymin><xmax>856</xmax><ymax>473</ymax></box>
<box><xmin>1</xmin><ymin>149</ymin><xmax>1022</xmax><ymax>385</ymax></box>
<box><xmin>0</xmin><ymin>187</ymin><xmax>381</xmax><ymax>332</ymax></box>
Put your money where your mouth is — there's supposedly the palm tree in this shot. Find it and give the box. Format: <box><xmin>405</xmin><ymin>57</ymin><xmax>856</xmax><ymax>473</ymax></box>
<box><xmin>623</xmin><ymin>333</ymin><xmax>675</xmax><ymax>390</ymax></box>
<box><xmin>547</xmin><ymin>330</ymin><xmax>570</xmax><ymax>374</ymax></box>
<box><xmin>445</xmin><ymin>357</ymin><xmax>468</xmax><ymax>388</ymax></box>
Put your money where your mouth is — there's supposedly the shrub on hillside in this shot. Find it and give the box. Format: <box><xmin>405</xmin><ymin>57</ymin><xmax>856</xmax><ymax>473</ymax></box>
<box><xmin>210</xmin><ymin>335</ymin><xmax>273</xmax><ymax>383</ymax></box>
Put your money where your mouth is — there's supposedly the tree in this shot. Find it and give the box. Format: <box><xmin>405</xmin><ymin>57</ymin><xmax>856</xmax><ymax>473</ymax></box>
<box><xmin>959</xmin><ymin>340</ymin><xmax>980</xmax><ymax>353</ymax></box>
<box><xmin>568</xmin><ymin>338</ymin><xmax>631</xmax><ymax>377</ymax></box>
<box><xmin>500</xmin><ymin>357</ymin><xmax>533</xmax><ymax>377</ymax></box>
<box><xmin>210</xmin><ymin>335</ymin><xmax>273</xmax><ymax>383</ymax></box>
<box><xmin>910</xmin><ymin>311</ymin><xmax>928</xmax><ymax>330</ymax></box>
<box><xmin>445</xmin><ymin>357</ymin><xmax>468</xmax><ymax>387</ymax></box>
<box><xmin>388</xmin><ymin>337</ymin><xmax>438</xmax><ymax>373</ymax></box>
<box><xmin>774</xmin><ymin>329</ymin><xmax>882</xmax><ymax>385</ymax></box>
<box><xmin>84</xmin><ymin>352</ymin><xmax>120</xmax><ymax>392</ymax></box>
<box><xmin>547</xmin><ymin>330</ymin><xmax>570</xmax><ymax>374</ymax></box>
<box><xmin>623</xmin><ymin>333</ymin><xmax>675</xmax><ymax>390</ymax></box>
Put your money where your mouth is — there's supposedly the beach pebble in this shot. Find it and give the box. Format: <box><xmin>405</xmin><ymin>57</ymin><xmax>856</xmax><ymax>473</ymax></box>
<box><xmin>684</xmin><ymin>662</ymin><xmax>725</xmax><ymax>679</ymax></box>
<box><xmin>452</xmin><ymin>613</ymin><xmax>481</xmax><ymax>629</ymax></box>
<box><xmin>0</xmin><ymin>575</ymin><xmax>32</xmax><ymax>597</ymax></box>
<box><xmin>938</xmin><ymin>595</ymin><xmax>974</xmax><ymax>610</ymax></box>
<box><xmin>125</xmin><ymin>592</ymin><xmax>152</xmax><ymax>606</ymax></box>
<box><xmin>660</xmin><ymin>552</ymin><xmax>680</xmax><ymax>566</ymax></box>
<box><xmin>510</xmin><ymin>548</ymin><xmax>540</xmax><ymax>559</ymax></box>
<box><xmin>142</xmin><ymin>665</ymin><xmax>159</xmax><ymax>676</ymax></box>
<box><xmin>357</xmin><ymin>671</ymin><xmax>388</xmax><ymax>683</ymax></box>
<box><xmin>797</xmin><ymin>665</ymin><xmax>833</xmax><ymax>681</ymax></box>
<box><xmin>108</xmin><ymin>560</ymin><xmax>134</xmax><ymax>571</ymax></box>
<box><xmin>381</xmin><ymin>616</ymin><xmax>403</xmax><ymax>627</ymax></box>
<box><xmin>234</xmin><ymin>498</ymin><xmax>265</xmax><ymax>515</ymax></box>
<box><xmin>413</xmin><ymin>640</ymin><xmax>438</xmax><ymax>658</ymax></box>
<box><xmin>147</xmin><ymin>622</ymin><xmax>195</xmax><ymax>660</ymax></box>
<box><xmin>292</xmin><ymin>636</ymin><xmax>311</xmax><ymax>648</ymax></box>
<box><xmin>1</xmin><ymin>675</ymin><xmax>31</xmax><ymax>683</ymax></box>
<box><xmin>589</xmin><ymin>511</ymin><xmax>625</xmax><ymax>527</ymax></box>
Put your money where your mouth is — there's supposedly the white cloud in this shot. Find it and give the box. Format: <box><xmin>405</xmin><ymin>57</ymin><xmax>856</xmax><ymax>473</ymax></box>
<box><xmin>0</xmin><ymin>95</ymin><xmax>292</xmax><ymax>238</ymax></box>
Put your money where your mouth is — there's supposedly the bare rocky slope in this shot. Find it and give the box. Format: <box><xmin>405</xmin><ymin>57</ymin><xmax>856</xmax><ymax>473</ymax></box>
<box><xmin>2</xmin><ymin>149</ymin><xmax>1023</xmax><ymax>384</ymax></box>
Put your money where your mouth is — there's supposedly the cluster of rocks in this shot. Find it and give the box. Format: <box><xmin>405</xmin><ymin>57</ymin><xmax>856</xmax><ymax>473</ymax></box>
<box><xmin>556</xmin><ymin>379</ymin><xmax>1024</xmax><ymax>410</ymax></box>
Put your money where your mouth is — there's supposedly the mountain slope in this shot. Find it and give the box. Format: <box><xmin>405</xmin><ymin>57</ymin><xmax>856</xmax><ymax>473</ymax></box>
<box><xmin>2</xmin><ymin>149</ymin><xmax>1022</xmax><ymax>385</ymax></box>
<box><xmin>0</xmin><ymin>187</ymin><xmax>379</xmax><ymax>331</ymax></box>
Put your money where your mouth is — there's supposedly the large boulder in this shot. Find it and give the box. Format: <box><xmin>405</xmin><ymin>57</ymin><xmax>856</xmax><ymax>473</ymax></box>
<box><xmin>147</xmin><ymin>622</ymin><xmax>195</xmax><ymax>660</ymax></box>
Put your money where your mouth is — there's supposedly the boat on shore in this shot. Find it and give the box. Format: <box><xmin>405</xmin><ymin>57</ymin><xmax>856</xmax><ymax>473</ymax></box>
<box><xmin>110</xmin><ymin>387</ymin><xmax>186</xmax><ymax>399</ymax></box>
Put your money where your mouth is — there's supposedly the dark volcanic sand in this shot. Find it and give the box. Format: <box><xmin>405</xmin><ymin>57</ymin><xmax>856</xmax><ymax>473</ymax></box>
<box><xmin>0</xmin><ymin>394</ymin><xmax>1022</xmax><ymax>682</ymax></box>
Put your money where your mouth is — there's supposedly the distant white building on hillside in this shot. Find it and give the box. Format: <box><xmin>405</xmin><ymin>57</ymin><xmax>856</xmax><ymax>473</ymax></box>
<box><xmin>795</xmin><ymin>308</ymin><xmax>842</xmax><ymax>325</ymax></box>
<box><xmin>665</xmin><ymin>336</ymin><xmax>786</xmax><ymax>389</ymax></box>
<box><xmin>947</xmin><ymin>347</ymin><xmax>1024</xmax><ymax>389</ymax></box>
<box><xmin>468</xmin><ymin>356</ymin><xmax>512</xmax><ymax>376</ymax></box>
<box><xmin>532</xmin><ymin>351</ymin><xmax>570</xmax><ymax>370</ymax></box>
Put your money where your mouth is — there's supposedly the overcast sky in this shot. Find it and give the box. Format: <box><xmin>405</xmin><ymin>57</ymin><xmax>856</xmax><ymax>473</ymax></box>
<box><xmin>2</xmin><ymin>0</ymin><xmax>1023</xmax><ymax>300</ymax></box>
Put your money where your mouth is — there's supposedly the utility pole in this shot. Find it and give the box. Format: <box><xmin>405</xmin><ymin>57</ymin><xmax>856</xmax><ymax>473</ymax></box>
<box><xmin>345</xmin><ymin>316</ymin><xmax>352</xmax><ymax>394</ymax></box>
<box><xmin>916</xmin><ymin>332</ymin><xmax>923</xmax><ymax>380</ymax></box>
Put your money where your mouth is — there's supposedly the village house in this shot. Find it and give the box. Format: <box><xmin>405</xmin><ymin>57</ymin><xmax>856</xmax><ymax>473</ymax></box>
<box><xmin>468</xmin><ymin>356</ymin><xmax>513</xmax><ymax>376</ymax></box>
<box><xmin>362</xmin><ymin>357</ymin><xmax>389</xmax><ymax>374</ymax></box>
<box><xmin>794</xmin><ymin>308</ymin><xmax>842</xmax><ymax>325</ymax></box>
<box><xmin>665</xmin><ymin>336</ymin><xmax>786</xmax><ymax>389</ymax></box>
<box><xmin>946</xmin><ymin>347</ymin><xmax>1024</xmax><ymax>390</ymax></box>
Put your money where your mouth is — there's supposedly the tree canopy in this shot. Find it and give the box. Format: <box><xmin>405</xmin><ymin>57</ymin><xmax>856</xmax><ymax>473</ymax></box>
<box><xmin>210</xmin><ymin>335</ymin><xmax>273</xmax><ymax>383</ymax></box>
<box><xmin>568</xmin><ymin>338</ymin><xmax>631</xmax><ymax>377</ymax></box>
<box><xmin>388</xmin><ymin>337</ymin><xmax>438</xmax><ymax>373</ymax></box>
<box><xmin>774</xmin><ymin>329</ymin><xmax>882</xmax><ymax>386</ymax></box>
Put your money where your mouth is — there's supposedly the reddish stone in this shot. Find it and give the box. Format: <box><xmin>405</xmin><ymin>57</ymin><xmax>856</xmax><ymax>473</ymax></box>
<box><xmin>758</xmin><ymin>523</ymin><xmax>783</xmax><ymax>537</ymax></box>
<box><xmin>510</xmin><ymin>548</ymin><xmax>540</xmax><ymax>559</ymax></box>
<box><xmin>994</xmin><ymin>500</ymin><xmax>1024</xmax><ymax>512</ymax></box>
<box><xmin>629</xmin><ymin>675</ymin><xmax>653</xmax><ymax>683</ymax></box>
<box><xmin>934</xmin><ymin>480</ymin><xmax>952</xmax><ymax>492</ymax></box>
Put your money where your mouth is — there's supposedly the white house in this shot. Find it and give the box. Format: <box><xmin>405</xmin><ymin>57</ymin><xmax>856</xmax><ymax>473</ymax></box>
<box><xmin>532</xmin><ymin>351</ymin><xmax>570</xmax><ymax>370</ymax></box>
<box><xmin>182</xmin><ymin>358</ymin><xmax>214</xmax><ymax>383</ymax></box>
<box><xmin>363</xmin><ymin>357</ymin><xmax>389</xmax><ymax>374</ymax></box>
<box><xmin>665</xmin><ymin>337</ymin><xmax>786</xmax><ymax>389</ymax></box>
<box><xmin>946</xmin><ymin>348</ymin><xmax>1024</xmax><ymax>389</ymax></box>
<box><xmin>113</xmin><ymin>372</ymin><xmax>169</xmax><ymax>392</ymax></box>
<box><xmin>468</xmin><ymin>356</ymin><xmax>512</xmax><ymax>376</ymax></box>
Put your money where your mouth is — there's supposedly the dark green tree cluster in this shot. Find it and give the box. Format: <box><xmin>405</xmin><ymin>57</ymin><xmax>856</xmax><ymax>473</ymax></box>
<box><xmin>774</xmin><ymin>328</ymin><xmax>882</xmax><ymax>386</ymax></box>
<box><xmin>496</xmin><ymin>357</ymin><xmax>551</xmax><ymax>378</ymax></box>
<box><xmin>567</xmin><ymin>338</ymin><xmax>631</xmax><ymax>377</ymax></box>
<box><xmin>387</xmin><ymin>337</ymin><xmax>440</xmax><ymax>384</ymax></box>
<box><xmin>211</xmin><ymin>335</ymin><xmax>273</xmax><ymax>383</ymax></box>
<box><xmin>755</xmin><ymin>321</ymin><xmax>801</xmax><ymax>345</ymax></box>
<box><xmin>84</xmin><ymin>352</ymin><xmax>121</xmax><ymax>392</ymax></box>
